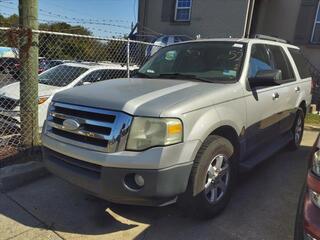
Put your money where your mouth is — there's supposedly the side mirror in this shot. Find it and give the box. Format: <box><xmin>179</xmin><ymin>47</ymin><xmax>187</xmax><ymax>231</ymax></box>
<box><xmin>249</xmin><ymin>69</ymin><xmax>282</xmax><ymax>87</ymax></box>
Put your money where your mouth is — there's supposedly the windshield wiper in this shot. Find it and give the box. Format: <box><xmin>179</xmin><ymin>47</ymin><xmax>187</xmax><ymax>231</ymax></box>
<box><xmin>157</xmin><ymin>73</ymin><xmax>214</xmax><ymax>83</ymax></box>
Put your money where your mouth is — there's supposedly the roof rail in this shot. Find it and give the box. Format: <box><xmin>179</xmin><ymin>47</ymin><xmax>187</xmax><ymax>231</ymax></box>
<box><xmin>254</xmin><ymin>34</ymin><xmax>287</xmax><ymax>43</ymax></box>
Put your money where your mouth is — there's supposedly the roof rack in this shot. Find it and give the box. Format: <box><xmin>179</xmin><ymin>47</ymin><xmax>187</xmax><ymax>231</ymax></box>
<box><xmin>254</xmin><ymin>34</ymin><xmax>287</xmax><ymax>43</ymax></box>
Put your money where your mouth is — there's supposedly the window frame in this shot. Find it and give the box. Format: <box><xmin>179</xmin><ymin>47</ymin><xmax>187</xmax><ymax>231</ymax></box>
<box><xmin>174</xmin><ymin>0</ymin><xmax>192</xmax><ymax>22</ymax></box>
<box><xmin>311</xmin><ymin>0</ymin><xmax>320</xmax><ymax>43</ymax></box>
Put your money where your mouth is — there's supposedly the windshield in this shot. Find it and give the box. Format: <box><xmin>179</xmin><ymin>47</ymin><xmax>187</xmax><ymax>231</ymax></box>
<box><xmin>138</xmin><ymin>41</ymin><xmax>246</xmax><ymax>83</ymax></box>
<box><xmin>39</xmin><ymin>65</ymin><xmax>88</xmax><ymax>87</ymax></box>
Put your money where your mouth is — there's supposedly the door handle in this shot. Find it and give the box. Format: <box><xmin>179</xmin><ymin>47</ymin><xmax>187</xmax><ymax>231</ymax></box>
<box><xmin>272</xmin><ymin>92</ymin><xmax>280</xmax><ymax>100</ymax></box>
<box><xmin>295</xmin><ymin>86</ymin><xmax>300</xmax><ymax>93</ymax></box>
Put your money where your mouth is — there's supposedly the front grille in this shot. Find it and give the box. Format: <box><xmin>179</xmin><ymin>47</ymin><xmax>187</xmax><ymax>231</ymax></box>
<box><xmin>0</xmin><ymin>97</ymin><xmax>19</xmax><ymax>111</ymax></box>
<box><xmin>46</xmin><ymin>102</ymin><xmax>132</xmax><ymax>152</ymax></box>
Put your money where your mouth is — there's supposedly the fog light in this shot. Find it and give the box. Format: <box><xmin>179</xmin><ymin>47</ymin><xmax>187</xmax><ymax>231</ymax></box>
<box><xmin>134</xmin><ymin>174</ymin><xmax>145</xmax><ymax>187</ymax></box>
<box><xmin>124</xmin><ymin>173</ymin><xmax>144</xmax><ymax>191</ymax></box>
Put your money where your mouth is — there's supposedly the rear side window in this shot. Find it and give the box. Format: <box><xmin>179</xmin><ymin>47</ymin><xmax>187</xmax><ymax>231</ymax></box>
<box><xmin>288</xmin><ymin>48</ymin><xmax>311</xmax><ymax>79</ymax></box>
<box><xmin>267</xmin><ymin>45</ymin><xmax>295</xmax><ymax>82</ymax></box>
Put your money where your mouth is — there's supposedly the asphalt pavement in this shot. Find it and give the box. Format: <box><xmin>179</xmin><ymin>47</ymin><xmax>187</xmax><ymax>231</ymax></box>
<box><xmin>0</xmin><ymin>130</ymin><xmax>319</xmax><ymax>240</ymax></box>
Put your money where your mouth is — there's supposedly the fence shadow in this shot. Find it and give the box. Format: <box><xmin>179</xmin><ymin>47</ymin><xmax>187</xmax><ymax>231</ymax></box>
<box><xmin>0</xmin><ymin>145</ymin><xmax>313</xmax><ymax>239</ymax></box>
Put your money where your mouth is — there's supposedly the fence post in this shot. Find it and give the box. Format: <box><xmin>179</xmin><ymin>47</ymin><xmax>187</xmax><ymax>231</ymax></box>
<box><xmin>19</xmin><ymin>0</ymin><xmax>40</xmax><ymax>148</ymax></box>
<box><xmin>127</xmin><ymin>39</ymin><xmax>130</xmax><ymax>78</ymax></box>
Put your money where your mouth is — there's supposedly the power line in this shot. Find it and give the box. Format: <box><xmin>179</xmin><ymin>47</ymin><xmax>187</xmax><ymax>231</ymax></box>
<box><xmin>0</xmin><ymin>1</ymin><xmax>132</xmax><ymax>24</ymax></box>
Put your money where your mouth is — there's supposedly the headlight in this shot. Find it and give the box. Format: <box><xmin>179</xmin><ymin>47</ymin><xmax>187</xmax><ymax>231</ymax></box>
<box><xmin>126</xmin><ymin>117</ymin><xmax>183</xmax><ymax>151</ymax></box>
<box><xmin>312</xmin><ymin>149</ymin><xmax>320</xmax><ymax>176</ymax></box>
<box><xmin>38</xmin><ymin>95</ymin><xmax>50</xmax><ymax>104</ymax></box>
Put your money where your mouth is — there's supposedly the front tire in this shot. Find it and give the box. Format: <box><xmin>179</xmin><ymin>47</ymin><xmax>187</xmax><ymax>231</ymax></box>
<box><xmin>180</xmin><ymin>135</ymin><xmax>237</xmax><ymax>219</ymax></box>
<box><xmin>288</xmin><ymin>109</ymin><xmax>304</xmax><ymax>150</ymax></box>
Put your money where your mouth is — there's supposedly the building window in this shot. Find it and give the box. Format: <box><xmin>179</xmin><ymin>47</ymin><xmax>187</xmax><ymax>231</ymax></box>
<box><xmin>175</xmin><ymin>0</ymin><xmax>192</xmax><ymax>22</ymax></box>
<box><xmin>311</xmin><ymin>1</ymin><xmax>320</xmax><ymax>43</ymax></box>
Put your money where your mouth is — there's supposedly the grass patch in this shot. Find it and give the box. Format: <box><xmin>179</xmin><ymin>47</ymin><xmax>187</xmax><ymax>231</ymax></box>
<box><xmin>305</xmin><ymin>113</ymin><xmax>320</xmax><ymax>125</ymax></box>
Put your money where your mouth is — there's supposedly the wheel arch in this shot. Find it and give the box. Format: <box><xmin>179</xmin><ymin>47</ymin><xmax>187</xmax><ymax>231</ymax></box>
<box><xmin>299</xmin><ymin>100</ymin><xmax>307</xmax><ymax>116</ymax></box>
<box><xmin>209</xmin><ymin>125</ymin><xmax>241</xmax><ymax>161</ymax></box>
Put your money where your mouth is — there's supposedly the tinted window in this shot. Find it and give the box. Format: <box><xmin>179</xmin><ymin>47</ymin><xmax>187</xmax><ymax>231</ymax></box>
<box><xmin>249</xmin><ymin>44</ymin><xmax>272</xmax><ymax>78</ymax></box>
<box><xmin>104</xmin><ymin>70</ymin><xmax>127</xmax><ymax>79</ymax></box>
<box><xmin>83</xmin><ymin>70</ymin><xmax>105</xmax><ymax>83</ymax></box>
<box><xmin>288</xmin><ymin>48</ymin><xmax>311</xmax><ymax>79</ymax></box>
<box><xmin>268</xmin><ymin>45</ymin><xmax>294</xmax><ymax>81</ymax></box>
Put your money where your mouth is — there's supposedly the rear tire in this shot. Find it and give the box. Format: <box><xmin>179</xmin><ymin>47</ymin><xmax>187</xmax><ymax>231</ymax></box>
<box><xmin>179</xmin><ymin>135</ymin><xmax>237</xmax><ymax>219</ymax></box>
<box><xmin>288</xmin><ymin>109</ymin><xmax>304</xmax><ymax>150</ymax></box>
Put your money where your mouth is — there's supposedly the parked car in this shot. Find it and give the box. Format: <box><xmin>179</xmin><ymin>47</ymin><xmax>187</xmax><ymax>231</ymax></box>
<box><xmin>38</xmin><ymin>57</ymin><xmax>48</xmax><ymax>74</ymax></box>
<box><xmin>0</xmin><ymin>62</ymin><xmax>138</xmax><ymax>130</ymax></box>
<box><xmin>42</xmin><ymin>60</ymin><xmax>69</xmax><ymax>72</ymax></box>
<box><xmin>295</xmin><ymin>134</ymin><xmax>320</xmax><ymax>240</ymax></box>
<box><xmin>0</xmin><ymin>57</ymin><xmax>21</xmax><ymax>78</ymax></box>
<box><xmin>42</xmin><ymin>36</ymin><xmax>312</xmax><ymax>218</ymax></box>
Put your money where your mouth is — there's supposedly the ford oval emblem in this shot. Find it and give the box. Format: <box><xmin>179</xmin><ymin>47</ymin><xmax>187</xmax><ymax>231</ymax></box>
<box><xmin>62</xmin><ymin>119</ymin><xmax>80</xmax><ymax>131</ymax></box>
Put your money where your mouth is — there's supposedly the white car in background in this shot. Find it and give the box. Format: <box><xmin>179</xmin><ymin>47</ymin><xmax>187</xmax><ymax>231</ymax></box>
<box><xmin>0</xmin><ymin>62</ymin><xmax>138</xmax><ymax>130</ymax></box>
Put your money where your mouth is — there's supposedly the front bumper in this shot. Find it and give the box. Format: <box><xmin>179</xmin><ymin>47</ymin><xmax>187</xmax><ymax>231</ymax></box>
<box><xmin>43</xmin><ymin>147</ymin><xmax>193</xmax><ymax>206</ymax></box>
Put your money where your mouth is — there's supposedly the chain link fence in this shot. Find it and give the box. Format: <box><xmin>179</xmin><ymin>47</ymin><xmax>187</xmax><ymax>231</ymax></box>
<box><xmin>0</xmin><ymin>27</ymin><xmax>161</xmax><ymax>159</ymax></box>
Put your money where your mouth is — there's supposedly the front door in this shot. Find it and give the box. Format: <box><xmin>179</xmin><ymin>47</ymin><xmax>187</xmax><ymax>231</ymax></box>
<box><xmin>244</xmin><ymin>44</ymin><xmax>282</xmax><ymax>155</ymax></box>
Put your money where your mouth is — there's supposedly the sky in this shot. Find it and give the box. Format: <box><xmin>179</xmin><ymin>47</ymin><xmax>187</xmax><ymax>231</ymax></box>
<box><xmin>0</xmin><ymin>0</ymin><xmax>138</xmax><ymax>37</ymax></box>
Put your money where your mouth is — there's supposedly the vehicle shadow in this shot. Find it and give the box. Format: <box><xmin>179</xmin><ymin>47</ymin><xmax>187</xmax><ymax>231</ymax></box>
<box><xmin>0</xmin><ymin>145</ymin><xmax>313</xmax><ymax>239</ymax></box>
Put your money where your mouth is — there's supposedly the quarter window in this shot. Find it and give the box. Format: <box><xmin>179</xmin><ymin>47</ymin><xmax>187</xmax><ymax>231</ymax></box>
<box><xmin>312</xmin><ymin>1</ymin><xmax>320</xmax><ymax>43</ymax></box>
<box><xmin>175</xmin><ymin>0</ymin><xmax>192</xmax><ymax>22</ymax></box>
<box><xmin>288</xmin><ymin>48</ymin><xmax>311</xmax><ymax>79</ymax></box>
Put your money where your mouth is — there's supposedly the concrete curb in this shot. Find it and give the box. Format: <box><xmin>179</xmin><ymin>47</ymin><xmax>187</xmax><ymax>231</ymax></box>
<box><xmin>305</xmin><ymin>124</ymin><xmax>320</xmax><ymax>132</ymax></box>
<box><xmin>0</xmin><ymin>161</ymin><xmax>49</xmax><ymax>192</ymax></box>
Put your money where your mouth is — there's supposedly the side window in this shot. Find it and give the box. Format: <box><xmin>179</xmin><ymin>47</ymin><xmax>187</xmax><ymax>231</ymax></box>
<box><xmin>100</xmin><ymin>70</ymin><xmax>111</xmax><ymax>80</ymax></box>
<box><xmin>288</xmin><ymin>48</ymin><xmax>311</xmax><ymax>79</ymax></box>
<box><xmin>267</xmin><ymin>45</ymin><xmax>295</xmax><ymax>82</ymax></box>
<box><xmin>100</xmin><ymin>70</ymin><xmax>127</xmax><ymax>80</ymax></box>
<box><xmin>108</xmin><ymin>70</ymin><xmax>125</xmax><ymax>79</ymax></box>
<box><xmin>249</xmin><ymin>44</ymin><xmax>273</xmax><ymax>78</ymax></box>
<box><xmin>82</xmin><ymin>70</ymin><xmax>103</xmax><ymax>83</ymax></box>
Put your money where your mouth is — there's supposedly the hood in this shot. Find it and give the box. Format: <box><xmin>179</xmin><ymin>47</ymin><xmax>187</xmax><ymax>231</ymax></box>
<box><xmin>0</xmin><ymin>82</ymin><xmax>61</xmax><ymax>99</ymax></box>
<box><xmin>53</xmin><ymin>78</ymin><xmax>243</xmax><ymax>117</ymax></box>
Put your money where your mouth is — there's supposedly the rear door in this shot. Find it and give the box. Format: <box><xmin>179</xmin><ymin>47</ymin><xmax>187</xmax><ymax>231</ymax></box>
<box><xmin>266</xmin><ymin>44</ymin><xmax>297</xmax><ymax>134</ymax></box>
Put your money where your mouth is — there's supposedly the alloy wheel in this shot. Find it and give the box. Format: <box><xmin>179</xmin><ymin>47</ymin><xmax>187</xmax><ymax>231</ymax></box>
<box><xmin>204</xmin><ymin>154</ymin><xmax>230</xmax><ymax>204</ymax></box>
<box><xmin>295</xmin><ymin>115</ymin><xmax>303</xmax><ymax>144</ymax></box>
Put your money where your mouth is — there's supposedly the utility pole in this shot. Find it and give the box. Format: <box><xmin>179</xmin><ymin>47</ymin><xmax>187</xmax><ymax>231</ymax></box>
<box><xmin>18</xmin><ymin>0</ymin><xmax>39</xmax><ymax>148</ymax></box>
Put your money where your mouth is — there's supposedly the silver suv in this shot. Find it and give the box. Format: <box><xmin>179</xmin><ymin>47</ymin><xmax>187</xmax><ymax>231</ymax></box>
<box><xmin>42</xmin><ymin>36</ymin><xmax>312</xmax><ymax>218</ymax></box>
